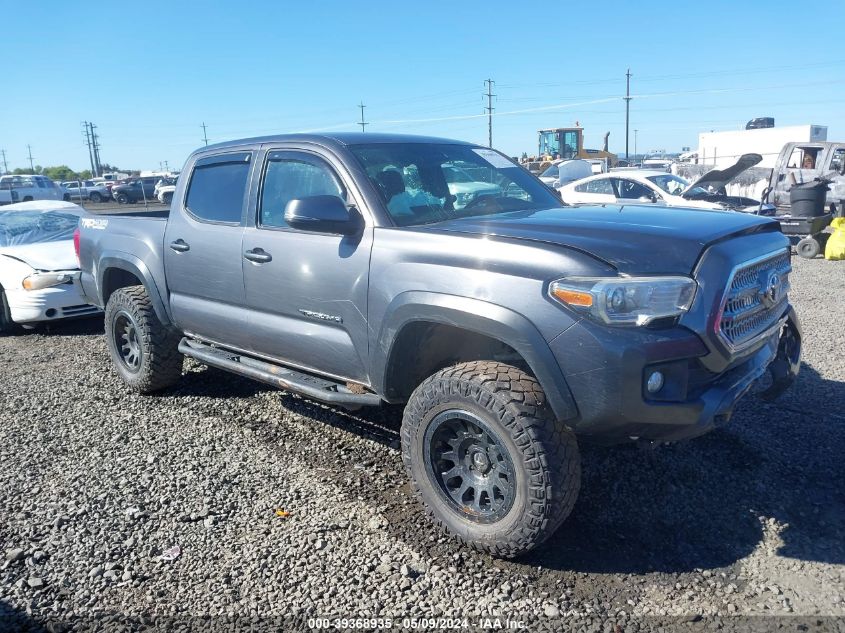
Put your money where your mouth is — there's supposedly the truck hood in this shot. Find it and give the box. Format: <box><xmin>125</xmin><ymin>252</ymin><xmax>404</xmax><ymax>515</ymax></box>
<box><xmin>0</xmin><ymin>240</ymin><xmax>78</xmax><ymax>271</ymax></box>
<box><xmin>682</xmin><ymin>153</ymin><xmax>762</xmax><ymax>196</ymax></box>
<box><xmin>418</xmin><ymin>205</ymin><xmax>780</xmax><ymax>274</ymax></box>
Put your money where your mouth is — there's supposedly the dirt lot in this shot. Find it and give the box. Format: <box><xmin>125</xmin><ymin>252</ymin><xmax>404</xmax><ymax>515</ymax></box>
<box><xmin>0</xmin><ymin>256</ymin><xmax>843</xmax><ymax>632</ymax></box>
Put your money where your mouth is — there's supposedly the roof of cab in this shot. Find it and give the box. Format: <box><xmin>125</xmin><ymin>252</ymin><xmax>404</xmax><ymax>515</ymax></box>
<box><xmin>197</xmin><ymin>132</ymin><xmax>476</xmax><ymax>154</ymax></box>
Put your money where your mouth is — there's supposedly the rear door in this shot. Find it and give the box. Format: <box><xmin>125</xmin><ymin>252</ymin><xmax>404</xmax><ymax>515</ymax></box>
<box><xmin>566</xmin><ymin>176</ymin><xmax>615</xmax><ymax>204</ymax></box>
<box><xmin>163</xmin><ymin>150</ymin><xmax>254</xmax><ymax>349</ymax></box>
<box><xmin>240</xmin><ymin>147</ymin><xmax>373</xmax><ymax>383</ymax></box>
<box><xmin>823</xmin><ymin>145</ymin><xmax>845</xmax><ymax>213</ymax></box>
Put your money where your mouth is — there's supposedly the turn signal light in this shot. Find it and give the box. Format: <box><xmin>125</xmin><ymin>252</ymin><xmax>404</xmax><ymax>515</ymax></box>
<box><xmin>550</xmin><ymin>286</ymin><xmax>593</xmax><ymax>307</ymax></box>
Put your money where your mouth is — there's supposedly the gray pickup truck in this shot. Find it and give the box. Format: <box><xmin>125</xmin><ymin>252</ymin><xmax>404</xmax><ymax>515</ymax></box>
<box><xmin>75</xmin><ymin>133</ymin><xmax>801</xmax><ymax>557</ymax></box>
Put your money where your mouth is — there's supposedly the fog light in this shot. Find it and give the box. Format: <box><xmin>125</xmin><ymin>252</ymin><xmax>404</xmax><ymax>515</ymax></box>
<box><xmin>646</xmin><ymin>371</ymin><xmax>664</xmax><ymax>394</ymax></box>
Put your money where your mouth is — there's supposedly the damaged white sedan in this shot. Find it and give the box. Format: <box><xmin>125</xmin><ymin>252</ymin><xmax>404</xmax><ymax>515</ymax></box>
<box><xmin>0</xmin><ymin>201</ymin><xmax>100</xmax><ymax>332</ymax></box>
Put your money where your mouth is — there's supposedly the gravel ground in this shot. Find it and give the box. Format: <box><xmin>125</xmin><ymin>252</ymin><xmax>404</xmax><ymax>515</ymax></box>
<box><xmin>0</xmin><ymin>256</ymin><xmax>843</xmax><ymax>632</ymax></box>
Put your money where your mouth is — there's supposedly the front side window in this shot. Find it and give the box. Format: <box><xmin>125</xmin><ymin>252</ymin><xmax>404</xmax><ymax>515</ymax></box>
<box><xmin>259</xmin><ymin>155</ymin><xmax>345</xmax><ymax>228</ymax></box>
<box><xmin>575</xmin><ymin>178</ymin><xmax>614</xmax><ymax>195</ymax></box>
<box><xmin>614</xmin><ymin>179</ymin><xmax>653</xmax><ymax>200</ymax></box>
<box><xmin>185</xmin><ymin>152</ymin><xmax>251</xmax><ymax>223</ymax></box>
<box><xmin>349</xmin><ymin>143</ymin><xmax>559</xmax><ymax>227</ymax></box>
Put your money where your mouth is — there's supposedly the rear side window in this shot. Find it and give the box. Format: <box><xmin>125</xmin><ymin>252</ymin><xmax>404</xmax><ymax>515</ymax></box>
<box><xmin>575</xmin><ymin>178</ymin><xmax>614</xmax><ymax>194</ymax></box>
<box><xmin>185</xmin><ymin>152</ymin><xmax>251</xmax><ymax>223</ymax></box>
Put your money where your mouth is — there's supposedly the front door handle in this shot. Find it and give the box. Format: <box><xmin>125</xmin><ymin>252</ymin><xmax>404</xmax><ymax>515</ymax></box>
<box><xmin>244</xmin><ymin>248</ymin><xmax>272</xmax><ymax>263</ymax></box>
<box><xmin>169</xmin><ymin>239</ymin><xmax>190</xmax><ymax>253</ymax></box>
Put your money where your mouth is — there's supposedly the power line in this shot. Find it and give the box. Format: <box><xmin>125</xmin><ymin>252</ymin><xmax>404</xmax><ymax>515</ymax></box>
<box><xmin>201</xmin><ymin>122</ymin><xmax>209</xmax><ymax>146</ymax></box>
<box><xmin>484</xmin><ymin>79</ymin><xmax>495</xmax><ymax>148</ymax></box>
<box><xmin>358</xmin><ymin>102</ymin><xmax>368</xmax><ymax>132</ymax></box>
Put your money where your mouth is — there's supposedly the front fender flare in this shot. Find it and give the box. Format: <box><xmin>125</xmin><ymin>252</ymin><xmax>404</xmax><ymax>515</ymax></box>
<box><xmin>373</xmin><ymin>291</ymin><xmax>578</xmax><ymax>421</ymax></box>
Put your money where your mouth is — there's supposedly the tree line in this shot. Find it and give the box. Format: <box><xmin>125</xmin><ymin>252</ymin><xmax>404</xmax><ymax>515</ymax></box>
<box><xmin>3</xmin><ymin>164</ymin><xmax>131</xmax><ymax>181</ymax></box>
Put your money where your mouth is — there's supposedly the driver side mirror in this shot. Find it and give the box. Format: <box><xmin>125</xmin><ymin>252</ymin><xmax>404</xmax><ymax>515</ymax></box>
<box><xmin>284</xmin><ymin>195</ymin><xmax>361</xmax><ymax>235</ymax></box>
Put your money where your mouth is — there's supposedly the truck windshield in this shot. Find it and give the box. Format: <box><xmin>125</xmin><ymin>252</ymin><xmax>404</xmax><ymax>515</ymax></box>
<box><xmin>349</xmin><ymin>143</ymin><xmax>562</xmax><ymax>226</ymax></box>
<box><xmin>0</xmin><ymin>211</ymin><xmax>79</xmax><ymax>247</ymax></box>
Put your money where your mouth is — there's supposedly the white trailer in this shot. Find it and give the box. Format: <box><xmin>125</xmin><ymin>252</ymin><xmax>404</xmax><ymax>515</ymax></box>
<box><xmin>697</xmin><ymin>125</ymin><xmax>827</xmax><ymax>169</ymax></box>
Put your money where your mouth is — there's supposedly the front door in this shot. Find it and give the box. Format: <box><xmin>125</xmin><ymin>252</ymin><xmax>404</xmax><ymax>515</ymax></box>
<box><xmin>772</xmin><ymin>144</ymin><xmax>825</xmax><ymax>208</ymax></box>
<box><xmin>241</xmin><ymin>148</ymin><xmax>373</xmax><ymax>384</ymax></box>
<box><xmin>163</xmin><ymin>151</ymin><xmax>253</xmax><ymax>350</ymax></box>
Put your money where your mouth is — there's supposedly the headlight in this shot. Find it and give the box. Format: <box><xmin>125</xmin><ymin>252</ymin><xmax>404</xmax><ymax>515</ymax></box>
<box><xmin>22</xmin><ymin>272</ymin><xmax>73</xmax><ymax>291</ymax></box>
<box><xmin>549</xmin><ymin>276</ymin><xmax>697</xmax><ymax>326</ymax></box>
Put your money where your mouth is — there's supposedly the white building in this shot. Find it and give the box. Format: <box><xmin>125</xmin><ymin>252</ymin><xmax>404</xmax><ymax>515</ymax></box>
<box><xmin>697</xmin><ymin>124</ymin><xmax>827</xmax><ymax>169</ymax></box>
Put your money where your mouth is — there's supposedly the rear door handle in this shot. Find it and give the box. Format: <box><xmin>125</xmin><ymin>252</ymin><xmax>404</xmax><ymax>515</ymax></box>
<box><xmin>244</xmin><ymin>248</ymin><xmax>272</xmax><ymax>263</ymax></box>
<box><xmin>169</xmin><ymin>239</ymin><xmax>190</xmax><ymax>252</ymax></box>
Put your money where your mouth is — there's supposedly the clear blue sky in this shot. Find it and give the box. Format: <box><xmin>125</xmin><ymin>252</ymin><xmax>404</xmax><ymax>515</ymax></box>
<box><xmin>1</xmin><ymin>1</ymin><xmax>843</xmax><ymax>172</ymax></box>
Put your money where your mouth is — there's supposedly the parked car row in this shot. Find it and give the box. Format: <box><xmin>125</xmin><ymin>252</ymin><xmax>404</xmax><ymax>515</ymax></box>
<box><xmin>557</xmin><ymin>153</ymin><xmax>776</xmax><ymax>214</ymax></box>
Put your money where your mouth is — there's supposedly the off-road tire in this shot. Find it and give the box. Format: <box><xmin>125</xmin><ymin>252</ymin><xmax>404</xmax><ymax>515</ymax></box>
<box><xmin>401</xmin><ymin>361</ymin><xmax>580</xmax><ymax>558</ymax></box>
<box><xmin>796</xmin><ymin>236</ymin><xmax>821</xmax><ymax>259</ymax></box>
<box><xmin>104</xmin><ymin>285</ymin><xmax>183</xmax><ymax>393</ymax></box>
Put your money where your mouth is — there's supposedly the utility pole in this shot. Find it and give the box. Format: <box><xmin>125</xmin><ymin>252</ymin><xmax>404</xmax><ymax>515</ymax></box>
<box><xmin>27</xmin><ymin>145</ymin><xmax>35</xmax><ymax>172</ymax></box>
<box><xmin>0</xmin><ymin>149</ymin><xmax>7</xmax><ymax>174</ymax></box>
<box><xmin>624</xmin><ymin>68</ymin><xmax>632</xmax><ymax>161</ymax></box>
<box><xmin>86</xmin><ymin>122</ymin><xmax>102</xmax><ymax>176</ymax></box>
<box><xmin>201</xmin><ymin>122</ymin><xmax>208</xmax><ymax>146</ymax></box>
<box><xmin>163</xmin><ymin>160</ymin><xmax>169</xmax><ymax>173</ymax></box>
<box><xmin>484</xmin><ymin>79</ymin><xmax>495</xmax><ymax>148</ymax></box>
<box><xmin>83</xmin><ymin>122</ymin><xmax>96</xmax><ymax>176</ymax></box>
<box><xmin>358</xmin><ymin>102</ymin><xmax>368</xmax><ymax>132</ymax></box>
<box><xmin>634</xmin><ymin>129</ymin><xmax>638</xmax><ymax>161</ymax></box>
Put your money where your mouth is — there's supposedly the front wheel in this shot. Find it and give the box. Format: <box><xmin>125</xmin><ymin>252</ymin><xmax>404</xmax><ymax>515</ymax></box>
<box><xmin>104</xmin><ymin>285</ymin><xmax>183</xmax><ymax>393</ymax></box>
<box><xmin>0</xmin><ymin>287</ymin><xmax>16</xmax><ymax>334</ymax></box>
<box><xmin>401</xmin><ymin>361</ymin><xmax>580</xmax><ymax>558</ymax></box>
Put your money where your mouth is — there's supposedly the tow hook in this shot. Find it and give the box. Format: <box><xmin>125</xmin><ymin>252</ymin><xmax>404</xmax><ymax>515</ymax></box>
<box><xmin>758</xmin><ymin>317</ymin><xmax>801</xmax><ymax>401</ymax></box>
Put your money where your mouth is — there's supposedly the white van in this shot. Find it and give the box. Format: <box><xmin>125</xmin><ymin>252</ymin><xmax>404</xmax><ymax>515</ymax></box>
<box><xmin>0</xmin><ymin>175</ymin><xmax>68</xmax><ymax>203</ymax></box>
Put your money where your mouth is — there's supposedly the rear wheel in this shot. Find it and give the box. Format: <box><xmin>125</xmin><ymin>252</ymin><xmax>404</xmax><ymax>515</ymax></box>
<box><xmin>401</xmin><ymin>361</ymin><xmax>580</xmax><ymax>558</ymax></box>
<box><xmin>89</xmin><ymin>192</ymin><xmax>102</xmax><ymax>203</ymax></box>
<box><xmin>22</xmin><ymin>196</ymin><xmax>33</xmax><ymax>202</ymax></box>
<box><xmin>104</xmin><ymin>285</ymin><xmax>183</xmax><ymax>392</ymax></box>
<box><xmin>162</xmin><ymin>192</ymin><xmax>173</xmax><ymax>205</ymax></box>
<box><xmin>115</xmin><ymin>193</ymin><xmax>129</xmax><ymax>204</ymax></box>
<box><xmin>796</xmin><ymin>236</ymin><xmax>821</xmax><ymax>259</ymax></box>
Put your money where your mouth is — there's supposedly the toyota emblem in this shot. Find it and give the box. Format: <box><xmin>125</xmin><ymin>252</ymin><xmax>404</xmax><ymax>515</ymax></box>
<box><xmin>760</xmin><ymin>272</ymin><xmax>780</xmax><ymax>307</ymax></box>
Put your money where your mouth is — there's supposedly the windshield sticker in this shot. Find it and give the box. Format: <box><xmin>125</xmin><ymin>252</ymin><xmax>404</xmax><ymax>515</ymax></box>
<box><xmin>472</xmin><ymin>149</ymin><xmax>515</xmax><ymax>169</ymax></box>
<box><xmin>81</xmin><ymin>218</ymin><xmax>109</xmax><ymax>230</ymax></box>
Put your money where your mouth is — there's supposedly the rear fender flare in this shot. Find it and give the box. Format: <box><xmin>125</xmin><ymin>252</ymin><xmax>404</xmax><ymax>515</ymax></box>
<box><xmin>97</xmin><ymin>252</ymin><xmax>171</xmax><ymax>326</ymax></box>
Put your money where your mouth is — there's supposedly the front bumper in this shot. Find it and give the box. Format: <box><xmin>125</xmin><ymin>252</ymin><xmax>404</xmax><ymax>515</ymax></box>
<box><xmin>6</xmin><ymin>276</ymin><xmax>101</xmax><ymax>325</ymax></box>
<box><xmin>550</xmin><ymin>307</ymin><xmax>801</xmax><ymax>443</ymax></box>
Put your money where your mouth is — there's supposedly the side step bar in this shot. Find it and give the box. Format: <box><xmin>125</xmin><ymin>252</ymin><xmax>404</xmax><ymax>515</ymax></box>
<box><xmin>178</xmin><ymin>338</ymin><xmax>382</xmax><ymax>410</ymax></box>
